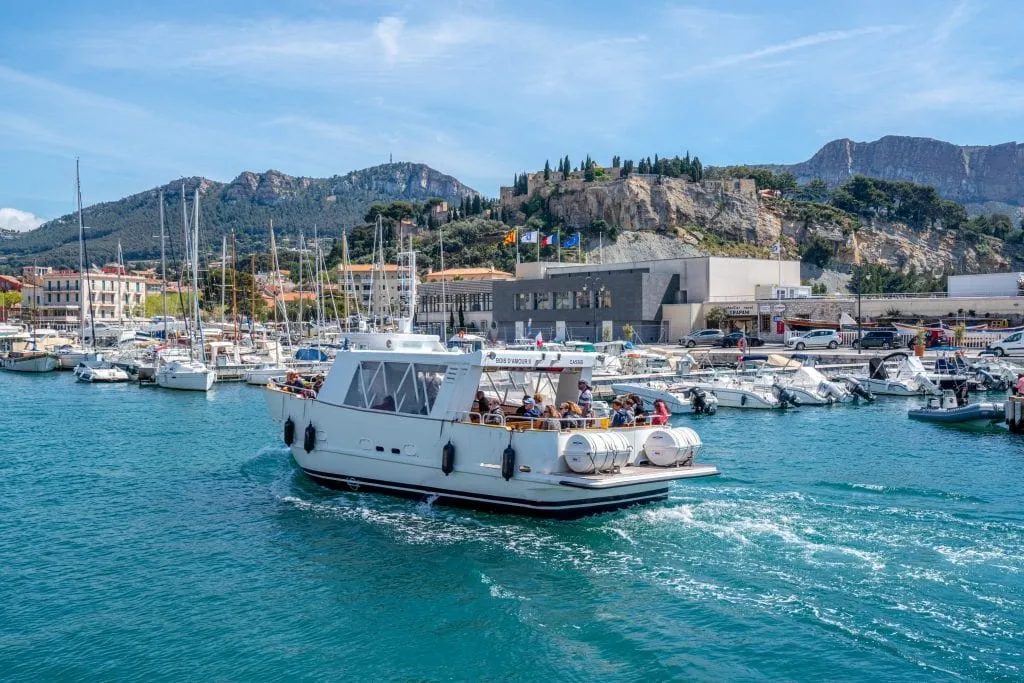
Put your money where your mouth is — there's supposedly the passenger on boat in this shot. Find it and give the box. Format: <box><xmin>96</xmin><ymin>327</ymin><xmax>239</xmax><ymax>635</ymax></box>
<box><xmin>577</xmin><ymin>381</ymin><xmax>593</xmax><ymax>415</ymax></box>
<box><xmin>514</xmin><ymin>396</ymin><xmax>530</xmax><ymax>416</ymax></box>
<box><xmin>285</xmin><ymin>372</ymin><xmax>306</xmax><ymax>394</ymax></box>
<box><xmin>540</xmin><ymin>405</ymin><xmax>562</xmax><ymax>430</ymax></box>
<box><xmin>533</xmin><ymin>393</ymin><xmax>546</xmax><ymax>414</ymax></box>
<box><xmin>484</xmin><ymin>398</ymin><xmax>504</xmax><ymax>424</ymax></box>
<box><xmin>521</xmin><ymin>397</ymin><xmax>541</xmax><ymax>419</ymax></box>
<box><xmin>473</xmin><ymin>390</ymin><xmax>490</xmax><ymax>421</ymax></box>
<box><xmin>312</xmin><ymin>375</ymin><xmax>325</xmax><ymax>395</ymax></box>
<box><xmin>372</xmin><ymin>395</ymin><xmax>396</xmax><ymax>411</ymax></box>
<box><xmin>1014</xmin><ymin>373</ymin><xmax>1024</xmax><ymax>396</ymax></box>
<box><xmin>629</xmin><ymin>394</ymin><xmax>648</xmax><ymax>422</ymax></box>
<box><xmin>560</xmin><ymin>402</ymin><xmax>583</xmax><ymax>428</ymax></box>
<box><xmin>610</xmin><ymin>400</ymin><xmax>632</xmax><ymax>427</ymax></box>
<box><xmin>651</xmin><ymin>399</ymin><xmax>670</xmax><ymax>426</ymax></box>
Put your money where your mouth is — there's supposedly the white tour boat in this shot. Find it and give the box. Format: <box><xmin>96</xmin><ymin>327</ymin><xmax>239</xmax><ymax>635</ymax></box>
<box><xmin>264</xmin><ymin>348</ymin><xmax>719</xmax><ymax>518</ymax></box>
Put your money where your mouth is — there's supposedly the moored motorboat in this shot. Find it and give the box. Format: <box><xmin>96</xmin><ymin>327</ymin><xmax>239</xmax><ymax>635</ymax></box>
<box><xmin>908</xmin><ymin>390</ymin><xmax>1003</xmax><ymax>426</ymax></box>
<box><xmin>610</xmin><ymin>381</ymin><xmax>718</xmax><ymax>414</ymax></box>
<box><xmin>263</xmin><ymin>348</ymin><xmax>719</xmax><ymax>518</ymax></box>
<box><xmin>74</xmin><ymin>358</ymin><xmax>131</xmax><ymax>383</ymax></box>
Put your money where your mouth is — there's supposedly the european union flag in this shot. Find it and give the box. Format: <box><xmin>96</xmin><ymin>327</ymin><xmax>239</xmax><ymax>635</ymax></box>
<box><xmin>562</xmin><ymin>233</ymin><xmax>580</xmax><ymax>248</ymax></box>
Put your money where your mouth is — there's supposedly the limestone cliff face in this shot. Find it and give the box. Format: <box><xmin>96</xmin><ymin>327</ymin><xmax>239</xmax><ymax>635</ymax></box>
<box><xmin>772</xmin><ymin>136</ymin><xmax>1024</xmax><ymax>204</ymax></box>
<box><xmin>542</xmin><ymin>176</ymin><xmax>775</xmax><ymax>243</ymax></box>
<box><xmin>330</xmin><ymin>162</ymin><xmax>477</xmax><ymax>202</ymax></box>
<box><xmin>527</xmin><ymin>173</ymin><xmax>1017</xmax><ymax>276</ymax></box>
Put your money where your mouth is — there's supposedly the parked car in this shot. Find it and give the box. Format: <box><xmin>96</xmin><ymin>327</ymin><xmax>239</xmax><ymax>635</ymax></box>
<box><xmin>720</xmin><ymin>332</ymin><xmax>766</xmax><ymax>348</ymax></box>
<box><xmin>988</xmin><ymin>330</ymin><xmax>1024</xmax><ymax>357</ymax></box>
<box><xmin>679</xmin><ymin>329</ymin><xmax>725</xmax><ymax>347</ymax></box>
<box><xmin>852</xmin><ymin>330</ymin><xmax>902</xmax><ymax>350</ymax></box>
<box><xmin>785</xmin><ymin>329</ymin><xmax>841</xmax><ymax>350</ymax></box>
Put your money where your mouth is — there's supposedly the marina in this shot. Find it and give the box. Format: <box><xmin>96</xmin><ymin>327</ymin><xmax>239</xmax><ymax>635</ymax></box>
<box><xmin>1</xmin><ymin>367</ymin><xmax>1021</xmax><ymax>679</ymax></box>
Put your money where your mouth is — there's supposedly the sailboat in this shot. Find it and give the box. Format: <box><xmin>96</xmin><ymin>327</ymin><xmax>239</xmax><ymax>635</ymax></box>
<box><xmin>3</xmin><ymin>268</ymin><xmax>57</xmax><ymax>372</ymax></box>
<box><xmin>156</xmin><ymin>185</ymin><xmax>215</xmax><ymax>392</ymax></box>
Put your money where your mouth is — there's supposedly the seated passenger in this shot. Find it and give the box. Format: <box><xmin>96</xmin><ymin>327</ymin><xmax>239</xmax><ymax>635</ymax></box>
<box><xmin>514</xmin><ymin>396</ymin><xmax>531</xmax><ymax>416</ymax></box>
<box><xmin>311</xmin><ymin>375</ymin><xmax>325</xmax><ymax>395</ymax></box>
<box><xmin>474</xmin><ymin>390</ymin><xmax>489</xmax><ymax>421</ymax></box>
<box><xmin>541</xmin><ymin>405</ymin><xmax>562</xmax><ymax>431</ymax></box>
<box><xmin>560</xmin><ymin>402</ymin><xmax>583</xmax><ymax>428</ymax></box>
<box><xmin>629</xmin><ymin>394</ymin><xmax>649</xmax><ymax>422</ymax></box>
<box><xmin>577</xmin><ymin>381</ymin><xmax>593</xmax><ymax>415</ymax></box>
<box><xmin>484</xmin><ymin>399</ymin><xmax>504</xmax><ymax>424</ymax></box>
<box><xmin>521</xmin><ymin>397</ymin><xmax>541</xmax><ymax>419</ymax></box>
<box><xmin>610</xmin><ymin>399</ymin><xmax>632</xmax><ymax>428</ymax></box>
<box><xmin>651</xmin><ymin>399</ymin><xmax>670</xmax><ymax>426</ymax></box>
<box><xmin>371</xmin><ymin>395</ymin><xmax>396</xmax><ymax>411</ymax></box>
<box><xmin>285</xmin><ymin>372</ymin><xmax>305</xmax><ymax>394</ymax></box>
<box><xmin>533</xmin><ymin>393</ymin><xmax>546</xmax><ymax>414</ymax></box>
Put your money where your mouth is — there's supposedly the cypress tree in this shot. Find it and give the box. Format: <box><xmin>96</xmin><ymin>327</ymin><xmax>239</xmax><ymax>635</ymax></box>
<box><xmin>544</xmin><ymin>160</ymin><xmax>551</xmax><ymax>181</ymax></box>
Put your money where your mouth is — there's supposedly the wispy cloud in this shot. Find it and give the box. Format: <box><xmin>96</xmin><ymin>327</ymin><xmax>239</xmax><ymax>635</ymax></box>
<box><xmin>665</xmin><ymin>25</ymin><xmax>904</xmax><ymax>80</ymax></box>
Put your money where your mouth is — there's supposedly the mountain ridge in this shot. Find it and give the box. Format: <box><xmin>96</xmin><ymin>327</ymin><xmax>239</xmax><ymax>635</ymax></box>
<box><xmin>761</xmin><ymin>135</ymin><xmax>1024</xmax><ymax>206</ymax></box>
<box><xmin>0</xmin><ymin>162</ymin><xmax>477</xmax><ymax>266</ymax></box>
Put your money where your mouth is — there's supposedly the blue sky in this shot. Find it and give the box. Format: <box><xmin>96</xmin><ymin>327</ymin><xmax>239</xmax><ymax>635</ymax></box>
<box><xmin>1</xmin><ymin>0</ymin><xmax>1021</xmax><ymax>229</ymax></box>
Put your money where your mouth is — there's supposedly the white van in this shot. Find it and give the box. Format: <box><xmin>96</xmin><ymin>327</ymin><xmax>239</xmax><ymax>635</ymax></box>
<box><xmin>989</xmin><ymin>331</ymin><xmax>1024</xmax><ymax>357</ymax></box>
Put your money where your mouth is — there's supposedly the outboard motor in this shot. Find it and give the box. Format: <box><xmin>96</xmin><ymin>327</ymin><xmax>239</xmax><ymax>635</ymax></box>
<box><xmin>772</xmin><ymin>383</ymin><xmax>800</xmax><ymax>408</ymax></box>
<box><xmin>844</xmin><ymin>377</ymin><xmax>875</xmax><ymax>403</ymax></box>
<box><xmin>690</xmin><ymin>387</ymin><xmax>711</xmax><ymax>415</ymax></box>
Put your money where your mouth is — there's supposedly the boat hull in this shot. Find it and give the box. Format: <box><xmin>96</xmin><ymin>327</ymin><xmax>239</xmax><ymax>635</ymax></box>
<box><xmin>156</xmin><ymin>365</ymin><xmax>215</xmax><ymax>391</ymax></box>
<box><xmin>274</xmin><ymin>393</ymin><xmax>718</xmax><ymax>519</ymax></box>
<box><xmin>909</xmin><ymin>402</ymin><xmax>1004</xmax><ymax>425</ymax></box>
<box><xmin>2</xmin><ymin>354</ymin><xmax>59</xmax><ymax>372</ymax></box>
<box><xmin>700</xmin><ymin>386</ymin><xmax>780</xmax><ymax>409</ymax></box>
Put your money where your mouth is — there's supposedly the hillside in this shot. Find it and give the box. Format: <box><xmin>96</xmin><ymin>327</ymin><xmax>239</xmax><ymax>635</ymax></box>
<box><xmin>762</xmin><ymin>135</ymin><xmax>1024</xmax><ymax>208</ymax></box>
<box><xmin>0</xmin><ymin>163</ymin><xmax>476</xmax><ymax>267</ymax></box>
<box><xmin>504</xmin><ymin>171</ymin><xmax>1024</xmax><ymax>290</ymax></box>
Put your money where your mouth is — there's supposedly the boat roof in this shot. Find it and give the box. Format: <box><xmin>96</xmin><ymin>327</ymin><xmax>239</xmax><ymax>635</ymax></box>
<box><xmin>338</xmin><ymin>347</ymin><xmax>600</xmax><ymax>370</ymax></box>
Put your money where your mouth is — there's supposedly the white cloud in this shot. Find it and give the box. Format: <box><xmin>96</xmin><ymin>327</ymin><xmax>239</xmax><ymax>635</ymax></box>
<box><xmin>0</xmin><ymin>208</ymin><xmax>46</xmax><ymax>232</ymax></box>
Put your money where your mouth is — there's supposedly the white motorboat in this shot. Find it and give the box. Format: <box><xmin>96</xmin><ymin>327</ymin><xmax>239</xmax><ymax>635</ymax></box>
<box><xmin>771</xmin><ymin>367</ymin><xmax>857</xmax><ymax>405</ymax></box>
<box><xmin>74</xmin><ymin>359</ymin><xmax>131</xmax><ymax>383</ymax></box>
<box><xmin>156</xmin><ymin>359</ymin><xmax>215</xmax><ymax>392</ymax></box>
<box><xmin>2</xmin><ymin>350</ymin><xmax>59</xmax><ymax>373</ymax></box>
<box><xmin>54</xmin><ymin>345</ymin><xmax>91</xmax><ymax>370</ymax></box>
<box><xmin>263</xmin><ymin>348</ymin><xmax>719</xmax><ymax>518</ymax></box>
<box><xmin>244</xmin><ymin>363</ymin><xmax>290</xmax><ymax>385</ymax></box>
<box><xmin>689</xmin><ymin>375</ymin><xmax>789</xmax><ymax>409</ymax></box>
<box><xmin>843</xmin><ymin>352</ymin><xmax>940</xmax><ymax>396</ymax></box>
<box><xmin>611</xmin><ymin>381</ymin><xmax>718</xmax><ymax>414</ymax></box>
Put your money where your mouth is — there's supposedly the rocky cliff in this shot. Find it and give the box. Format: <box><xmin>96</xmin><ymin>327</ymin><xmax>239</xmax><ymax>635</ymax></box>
<box><xmin>767</xmin><ymin>135</ymin><xmax>1024</xmax><ymax>205</ymax></box>
<box><xmin>1</xmin><ymin>163</ymin><xmax>476</xmax><ymax>266</ymax></box>
<box><xmin>523</xmin><ymin>173</ymin><xmax>1021</xmax><ymax>284</ymax></box>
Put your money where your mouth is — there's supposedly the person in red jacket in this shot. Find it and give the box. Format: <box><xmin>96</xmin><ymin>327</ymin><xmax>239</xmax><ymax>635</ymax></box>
<box><xmin>651</xmin><ymin>399</ymin><xmax>671</xmax><ymax>426</ymax></box>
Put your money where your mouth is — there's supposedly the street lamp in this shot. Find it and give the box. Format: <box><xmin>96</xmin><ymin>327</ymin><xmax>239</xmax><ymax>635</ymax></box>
<box><xmin>582</xmin><ymin>276</ymin><xmax>605</xmax><ymax>342</ymax></box>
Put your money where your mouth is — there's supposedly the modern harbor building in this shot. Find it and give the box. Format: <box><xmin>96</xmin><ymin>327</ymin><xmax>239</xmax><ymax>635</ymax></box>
<box><xmin>491</xmin><ymin>256</ymin><xmax>801</xmax><ymax>342</ymax></box>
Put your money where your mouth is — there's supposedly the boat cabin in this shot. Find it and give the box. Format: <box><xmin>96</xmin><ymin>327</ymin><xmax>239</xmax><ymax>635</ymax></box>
<box><xmin>314</xmin><ymin>348</ymin><xmax>598</xmax><ymax>426</ymax></box>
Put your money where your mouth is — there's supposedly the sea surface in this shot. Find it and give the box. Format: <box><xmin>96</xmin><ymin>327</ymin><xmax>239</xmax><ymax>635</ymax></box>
<box><xmin>1</xmin><ymin>372</ymin><xmax>1022</xmax><ymax>681</ymax></box>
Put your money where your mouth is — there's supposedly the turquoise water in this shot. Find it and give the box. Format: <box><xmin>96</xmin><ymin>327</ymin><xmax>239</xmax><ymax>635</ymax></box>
<box><xmin>1</xmin><ymin>373</ymin><xmax>1022</xmax><ymax>681</ymax></box>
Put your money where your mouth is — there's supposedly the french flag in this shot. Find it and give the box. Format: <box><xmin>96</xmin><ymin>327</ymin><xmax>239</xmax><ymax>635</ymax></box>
<box><xmin>541</xmin><ymin>234</ymin><xmax>555</xmax><ymax>246</ymax></box>
<box><xmin>535</xmin><ymin>331</ymin><xmax>544</xmax><ymax>347</ymax></box>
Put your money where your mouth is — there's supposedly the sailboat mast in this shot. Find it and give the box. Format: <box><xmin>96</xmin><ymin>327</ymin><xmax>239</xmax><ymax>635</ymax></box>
<box><xmin>297</xmin><ymin>231</ymin><xmax>305</xmax><ymax>333</ymax></box>
<box><xmin>159</xmin><ymin>191</ymin><xmax>168</xmax><ymax>341</ymax></box>
<box><xmin>249</xmin><ymin>253</ymin><xmax>257</xmax><ymax>345</ymax></box>
<box><xmin>76</xmin><ymin>158</ymin><xmax>86</xmax><ymax>344</ymax></box>
<box><xmin>116</xmin><ymin>241</ymin><xmax>124</xmax><ymax>326</ymax></box>
<box><xmin>341</xmin><ymin>232</ymin><xmax>350</xmax><ymax>331</ymax></box>
<box><xmin>193</xmin><ymin>189</ymin><xmax>205</xmax><ymax>363</ymax></box>
<box><xmin>231</xmin><ymin>232</ymin><xmax>238</xmax><ymax>342</ymax></box>
<box><xmin>220</xmin><ymin>235</ymin><xmax>227</xmax><ymax>324</ymax></box>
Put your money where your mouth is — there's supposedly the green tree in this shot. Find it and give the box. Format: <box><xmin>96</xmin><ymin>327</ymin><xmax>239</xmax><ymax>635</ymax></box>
<box><xmin>544</xmin><ymin>160</ymin><xmax>551</xmax><ymax>181</ymax></box>
<box><xmin>800</xmin><ymin>233</ymin><xmax>834</xmax><ymax>268</ymax></box>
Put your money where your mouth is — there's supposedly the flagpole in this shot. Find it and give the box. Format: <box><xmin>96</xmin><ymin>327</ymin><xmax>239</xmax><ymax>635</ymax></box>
<box><xmin>536</xmin><ymin>232</ymin><xmax>540</xmax><ymax>263</ymax></box>
<box><xmin>577</xmin><ymin>232</ymin><xmax>581</xmax><ymax>263</ymax></box>
<box><xmin>516</xmin><ymin>227</ymin><xmax>520</xmax><ymax>264</ymax></box>
<box><xmin>557</xmin><ymin>231</ymin><xmax>561</xmax><ymax>263</ymax></box>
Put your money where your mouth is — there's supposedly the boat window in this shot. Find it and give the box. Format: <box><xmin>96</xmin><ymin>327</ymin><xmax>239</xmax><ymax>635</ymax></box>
<box><xmin>415</xmin><ymin>364</ymin><xmax>448</xmax><ymax>414</ymax></box>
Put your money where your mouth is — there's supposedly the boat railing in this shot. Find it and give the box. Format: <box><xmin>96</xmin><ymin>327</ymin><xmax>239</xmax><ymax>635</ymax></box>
<box><xmin>450</xmin><ymin>410</ymin><xmax>654</xmax><ymax>431</ymax></box>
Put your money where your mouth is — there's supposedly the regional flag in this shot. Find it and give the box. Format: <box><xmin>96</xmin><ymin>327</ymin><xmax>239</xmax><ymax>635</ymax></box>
<box><xmin>541</xmin><ymin>234</ymin><xmax>555</xmax><ymax>246</ymax></box>
<box><xmin>521</xmin><ymin>231</ymin><xmax>539</xmax><ymax>243</ymax></box>
<box><xmin>562</xmin><ymin>233</ymin><xmax>580</xmax><ymax>248</ymax></box>
<box><xmin>502</xmin><ymin>230</ymin><xmax>516</xmax><ymax>245</ymax></box>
